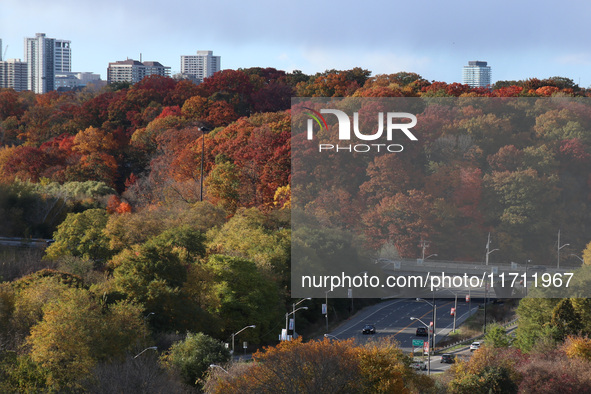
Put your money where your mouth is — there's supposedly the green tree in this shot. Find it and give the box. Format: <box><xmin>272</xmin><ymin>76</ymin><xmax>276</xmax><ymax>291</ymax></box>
<box><xmin>26</xmin><ymin>287</ymin><xmax>147</xmax><ymax>390</ymax></box>
<box><xmin>551</xmin><ymin>298</ymin><xmax>584</xmax><ymax>340</ymax></box>
<box><xmin>45</xmin><ymin>208</ymin><xmax>112</xmax><ymax>262</ymax></box>
<box><xmin>484</xmin><ymin>323</ymin><xmax>511</xmax><ymax>348</ymax></box>
<box><xmin>204</xmin><ymin>254</ymin><xmax>282</xmax><ymax>342</ymax></box>
<box><xmin>205</xmin><ymin>158</ymin><xmax>241</xmax><ymax>213</ymax></box>
<box><xmin>161</xmin><ymin>332</ymin><xmax>230</xmax><ymax>388</ymax></box>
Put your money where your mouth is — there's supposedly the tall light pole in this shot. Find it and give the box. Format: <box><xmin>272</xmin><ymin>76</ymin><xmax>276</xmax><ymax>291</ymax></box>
<box><xmin>199</xmin><ymin>126</ymin><xmax>211</xmax><ymax>202</ymax></box>
<box><xmin>571</xmin><ymin>254</ymin><xmax>584</xmax><ymax>265</ymax></box>
<box><xmin>436</xmin><ymin>288</ymin><xmax>458</xmax><ymax>333</ymax></box>
<box><xmin>525</xmin><ymin>259</ymin><xmax>531</xmax><ymax>297</ymax></box>
<box><xmin>325</xmin><ymin>290</ymin><xmax>332</xmax><ymax>332</ymax></box>
<box><xmin>209</xmin><ymin>364</ymin><xmax>229</xmax><ymax>374</ymax></box>
<box><xmin>557</xmin><ymin>229</ymin><xmax>569</xmax><ymax>269</ymax></box>
<box><xmin>410</xmin><ymin>317</ymin><xmax>431</xmax><ymax>375</ymax></box>
<box><xmin>134</xmin><ymin>346</ymin><xmax>157</xmax><ymax>359</ymax></box>
<box><xmin>416</xmin><ymin>297</ymin><xmax>436</xmax><ymax>350</ymax></box>
<box><xmin>231</xmin><ymin>325</ymin><xmax>255</xmax><ymax>356</ymax></box>
<box><xmin>485</xmin><ymin>233</ymin><xmax>499</xmax><ymax>266</ymax></box>
<box><xmin>285</xmin><ymin>307</ymin><xmax>308</xmax><ymax>340</ymax></box>
<box><xmin>350</xmin><ymin>272</ymin><xmax>367</xmax><ymax>314</ymax></box>
<box><xmin>291</xmin><ymin>298</ymin><xmax>311</xmax><ymax>339</ymax></box>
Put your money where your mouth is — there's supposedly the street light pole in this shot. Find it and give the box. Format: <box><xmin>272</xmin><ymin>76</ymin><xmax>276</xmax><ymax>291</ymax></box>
<box><xmin>485</xmin><ymin>233</ymin><xmax>499</xmax><ymax>266</ymax></box>
<box><xmin>291</xmin><ymin>298</ymin><xmax>311</xmax><ymax>339</ymax></box>
<box><xmin>231</xmin><ymin>325</ymin><xmax>255</xmax><ymax>356</ymax></box>
<box><xmin>416</xmin><ymin>297</ymin><xmax>436</xmax><ymax>350</ymax></box>
<box><xmin>284</xmin><ymin>306</ymin><xmax>308</xmax><ymax>340</ymax></box>
<box><xmin>411</xmin><ymin>317</ymin><xmax>431</xmax><ymax>375</ymax></box>
<box><xmin>557</xmin><ymin>229</ymin><xmax>569</xmax><ymax>269</ymax></box>
<box><xmin>209</xmin><ymin>364</ymin><xmax>229</xmax><ymax>374</ymax></box>
<box><xmin>134</xmin><ymin>346</ymin><xmax>157</xmax><ymax>359</ymax></box>
<box><xmin>325</xmin><ymin>290</ymin><xmax>332</xmax><ymax>332</ymax></box>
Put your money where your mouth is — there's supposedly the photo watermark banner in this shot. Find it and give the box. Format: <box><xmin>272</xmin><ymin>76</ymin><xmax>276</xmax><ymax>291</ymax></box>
<box><xmin>291</xmin><ymin>97</ymin><xmax>591</xmax><ymax>299</ymax></box>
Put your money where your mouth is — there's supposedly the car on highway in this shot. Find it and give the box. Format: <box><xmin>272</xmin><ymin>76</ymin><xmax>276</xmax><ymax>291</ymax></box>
<box><xmin>362</xmin><ymin>324</ymin><xmax>376</xmax><ymax>335</ymax></box>
<box><xmin>440</xmin><ymin>353</ymin><xmax>455</xmax><ymax>363</ymax></box>
<box><xmin>415</xmin><ymin>327</ymin><xmax>428</xmax><ymax>337</ymax></box>
<box><xmin>411</xmin><ymin>360</ymin><xmax>427</xmax><ymax>371</ymax></box>
<box><xmin>470</xmin><ymin>341</ymin><xmax>481</xmax><ymax>351</ymax></box>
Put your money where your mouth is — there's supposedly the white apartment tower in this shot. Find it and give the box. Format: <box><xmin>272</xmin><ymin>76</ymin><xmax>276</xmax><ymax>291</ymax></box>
<box><xmin>462</xmin><ymin>61</ymin><xmax>491</xmax><ymax>88</ymax></box>
<box><xmin>24</xmin><ymin>33</ymin><xmax>54</xmax><ymax>93</ymax></box>
<box><xmin>181</xmin><ymin>50</ymin><xmax>220</xmax><ymax>83</ymax></box>
<box><xmin>24</xmin><ymin>33</ymin><xmax>71</xmax><ymax>93</ymax></box>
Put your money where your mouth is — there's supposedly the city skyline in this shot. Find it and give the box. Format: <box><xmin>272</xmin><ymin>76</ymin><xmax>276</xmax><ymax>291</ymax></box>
<box><xmin>2</xmin><ymin>0</ymin><xmax>591</xmax><ymax>87</ymax></box>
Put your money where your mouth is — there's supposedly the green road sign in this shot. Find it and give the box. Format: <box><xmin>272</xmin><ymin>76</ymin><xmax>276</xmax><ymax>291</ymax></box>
<box><xmin>412</xmin><ymin>339</ymin><xmax>424</xmax><ymax>347</ymax></box>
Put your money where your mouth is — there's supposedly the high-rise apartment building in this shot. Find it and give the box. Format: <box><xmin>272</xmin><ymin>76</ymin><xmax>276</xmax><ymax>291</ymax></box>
<box><xmin>462</xmin><ymin>61</ymin><xmax>491</xmax><ymax>88</ymax></box>
<box><xmin>0</xmin><ymin>59</ymin><xmax>28</xmax><ymax>91</ymax></box>
<box><xmin>54</xmin><ymin>39</ymin><xmax>72</xmax><ymax>73</ymax></box>
<box><xmin>107</xmin><ymin>59</ymin><xmax>170</xmax><ymax>84</ymax></box>
<box><xmin>0</xmin><ymin>38</ymin><xmax>3</xmax><ymax>61</ymax></box>
<box><xmin>24</xmin><ymin>33</ymin><xmax>55</xmax><ymax>93</ymax></box>
<box><xmin>23</xmin><ymin>33</ymin><xmax>72</xmax><ymax>93</ymax></box>
<box><xmin>180</xmin><ymin>50</ymin><xmax>220</xmax><ymax>83</ymax></box>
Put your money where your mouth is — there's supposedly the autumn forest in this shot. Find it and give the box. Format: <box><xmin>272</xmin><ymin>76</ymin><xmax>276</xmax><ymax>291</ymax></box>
<box><xmin>1</xmin><ymin>68</ymin><xmax>591</xmax><ymax>392</ymax></box>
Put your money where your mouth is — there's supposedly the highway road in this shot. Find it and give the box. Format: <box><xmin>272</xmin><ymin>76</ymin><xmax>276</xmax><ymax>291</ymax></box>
<box><xmin>325</xmin><ymin>297</ymin><xmax>480</xmax><ymax>374</ymax></box>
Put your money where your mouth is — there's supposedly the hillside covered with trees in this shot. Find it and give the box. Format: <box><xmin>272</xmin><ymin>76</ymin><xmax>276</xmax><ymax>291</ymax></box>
<box><xmin>1</xmin><ymin>68</ymin><xmax>591</xmax><ymax>391</ymax></box>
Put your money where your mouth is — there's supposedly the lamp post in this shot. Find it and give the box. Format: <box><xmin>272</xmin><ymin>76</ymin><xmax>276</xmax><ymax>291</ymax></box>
<box><xmin>571</xmin><ymin>254</ymin><xmax>584</xmax><ymax>265</ymax></box>
<box><xmin>209</xmin><ymin>364</ymin><xmax>229</xmax><ymax>374</ymax></box>
<box><xmin>416</xmin><ymin>297</ymin><xmax>436</xmax><ymax>350</ymax></box>
<box><xmin>350</xmin><ymin>272</ymin><xmax>367</xmax><ymax>314</ymax></box>
<box><xmin>523</xmin><ymin>259</ymin><xmax>531</xmax><ymax>296</ymax></box>
<box><xmin>557</xmin><ymin>230</ymin><xmax>569</xmax><ymax>269</ymax></box>
<box><xmin>134</xmin><ymin>346</ymin><xmax>157</xmax><ymax>359</ymax></box>
<box><xmin>285</xmin><ymin>307</ymin><xmax>308</xmax><ymax>340</ymax></box>
<box><xmin>291</xmin><ymin>298</ymin><xmax>311</xmax><ymax>339</ymax></box>
<box><xmin>199</xmin><ymin>126</ymin><xmax>211</xmax><ymax>202</ymax></box>
<box><xmin>485</xmin><ymin>233</ymin><xmax>499</xmax><ymax>266</ymax></box>
<box><xmin>410</xmin><ymin>317</ymin><xmax>431</xmax><ymax>375</ymax></box>
<box><xmin>231</xmin><ymin>325</ymin><xmax>255</xmax><ymax>356</ymax></box>
<box><xmin>325</xmin><ymin>290</ymin><xmax>332</xmax><ymax>332</ymax></box>
<box><xmin>436</xmin><ymin>288</ymin><xmax>458</xmax><ymax>333</ymax></box>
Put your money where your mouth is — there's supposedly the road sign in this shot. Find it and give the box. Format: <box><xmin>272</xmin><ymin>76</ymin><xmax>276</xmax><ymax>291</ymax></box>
<box><xmin>451</xmin><ymin>307</ymin><xmax>456</xmax><ymax>316</ymax></box>
<box><xmin>289</xmin><ymin>318</ymin><xmax>294</xmax><ymax>330</ymax></box>
<box><xmin>412</xmin><ymin>339</ymin><xmax>424</xmax><ymax>347</ymax></box>
<box><xmin>423</xmin><ymin>342</ymin><xmax>429</xmax><ymax>353</ymax></box>
<box><xmin>322</xmin><ymin>303</ymin><xmax>327</xmax><ymax>315</ymax></box>
<box><xmin>243</xmin><ymin>341</ymin><xmax>248</xmax><ymax>349</ymax></box>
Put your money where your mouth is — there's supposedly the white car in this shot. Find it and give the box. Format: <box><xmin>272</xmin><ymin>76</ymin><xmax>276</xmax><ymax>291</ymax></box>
<box><xmin>469</xmin><ymin>341</ymin><xmax>481</xmax><ymax>351</ymax></box>
<box><xmin>411</xmin><ymin>360</ymin><xmax>427</xmax><ymax>371</ymax></box>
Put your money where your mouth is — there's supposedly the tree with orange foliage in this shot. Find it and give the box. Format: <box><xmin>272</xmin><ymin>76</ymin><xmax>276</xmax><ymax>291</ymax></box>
<box><xmin>205</xmin><ymin>337</ymin><xmax>429</xmax><ymax>393</ymax></box>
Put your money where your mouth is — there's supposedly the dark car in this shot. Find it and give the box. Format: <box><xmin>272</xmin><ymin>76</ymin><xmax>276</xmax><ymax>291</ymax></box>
<box><xmin>441</xmin><ymin>353</ymin><xmax>455</xmax><ymax>364</ymax></box>
<box><xmin>362</xmin><ymin>324</ymin><xmax>376</xmax><ymax>335</ymax></box>
<box><xmin>415</xmin><ymin>327</ymin><xmax>428</xmax><ymax>337</ymax></box>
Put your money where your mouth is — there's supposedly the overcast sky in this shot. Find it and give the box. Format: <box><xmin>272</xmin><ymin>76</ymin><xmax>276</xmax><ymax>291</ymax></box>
<box><xmin>2</xmin><ymin>0</ymin><xmax>591</xmax><ymax>86</ymax></box>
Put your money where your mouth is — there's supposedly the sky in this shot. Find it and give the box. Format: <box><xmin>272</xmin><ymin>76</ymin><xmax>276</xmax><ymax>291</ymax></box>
<box><xmin>2</xmin><ymin>0</ymin><xmax>591</xmax><ymax>87</ymax></box>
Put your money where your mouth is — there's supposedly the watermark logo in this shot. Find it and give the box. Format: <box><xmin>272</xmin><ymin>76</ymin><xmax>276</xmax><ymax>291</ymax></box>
<box><xmin>305</xmin><ymin>108</ymin><xmax>418</xmax><ymax>153</ymax></box>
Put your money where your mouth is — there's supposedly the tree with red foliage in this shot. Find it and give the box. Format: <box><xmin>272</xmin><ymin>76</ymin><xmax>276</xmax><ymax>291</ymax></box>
<box><xmin>363</xmin><ymin>190</ymin><xmax>440</xmax><ymax>256</ymax></box>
